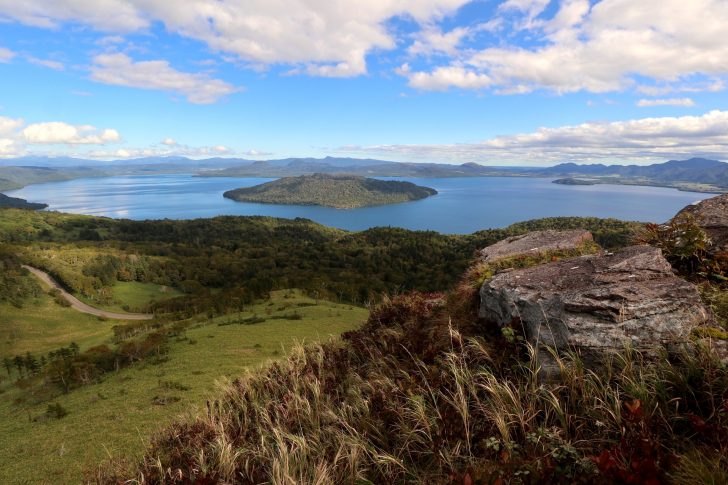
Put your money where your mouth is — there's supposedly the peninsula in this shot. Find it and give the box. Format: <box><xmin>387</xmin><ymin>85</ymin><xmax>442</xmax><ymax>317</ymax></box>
<box><xmin>223</xmin><ymin>173</ymin><xmax>437</xmax><ymax>209</ymax></box>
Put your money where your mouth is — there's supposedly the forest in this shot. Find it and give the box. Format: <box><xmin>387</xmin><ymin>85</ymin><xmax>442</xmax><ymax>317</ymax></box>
<box><xmin>0</xmin><ymin>208</ymin><xmax>642</xmax><ymax>317</ymax></box>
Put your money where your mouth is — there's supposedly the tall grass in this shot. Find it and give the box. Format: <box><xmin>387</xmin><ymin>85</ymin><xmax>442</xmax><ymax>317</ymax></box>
<box><xmin>93</xmin><ymin>288</ymin><xmax>728</xmax><ymax>484</ymax></box>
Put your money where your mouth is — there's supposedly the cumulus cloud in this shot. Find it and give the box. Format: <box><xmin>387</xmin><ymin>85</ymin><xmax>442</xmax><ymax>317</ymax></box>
<box><xmin>0</xmin><ymin>138</ymin><xmax>17</xmax><ymax>156</ymax></box>
<box><xmin>162</xmin><ymin>138</ymin><xmax>177</xmax><ymax>146</ymax></box>
<box><xmin>90</xmin><ymin>53</ymin><xmax>238</xmax><ymax>104</ymax></box>
<box><xmin>0</xmin><ymin>0</ymin><xmax>147</xmax><ymax>32</ymax></box>
<box><xmin>340</xmin><ymin>110</ymin><xmax>728</xmax><ymax>165</ymax></box>
<box><xmin>637</xmin><ymin>98</ymin><xmax>695</xmax><ymax>108</ymax></box>
<box><xmin>402</xmin><ymin>0</ymin><xmax>728</xmax><ymax>94</ymax></box>
<box><xmin>0</xmin><ymin>117</ymin><xmax>122</xmax><ymax>157</ymax></box>
<box><xmin>0</xmin><ymin>116</ymin><xmax>24</xmax><ymax>135</ymax></box>
<box><xmin>406</xmin><ymin>64</ymin><xmax>491</xmax><ymax>90</ymax></box>
<box><xmin>22</xmin><ymin>122</ymin><xmax>121</xmax><ymax>144</ymax></box>
<box><xmin>407</xmin><ymin>20</ymin><xmax>501</xmax><ymax>58</ymax></box>
<box><xmin>0</xmin><ymin>0</ymin><xmax>471</xmax><ymax>77</ymax></box>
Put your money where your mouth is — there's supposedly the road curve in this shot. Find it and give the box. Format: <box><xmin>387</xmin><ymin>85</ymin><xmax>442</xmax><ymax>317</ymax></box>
<box><xmin>22</xmin><ymin>265</ymin><xmax>154</xmax><ymax>321</ymax></box>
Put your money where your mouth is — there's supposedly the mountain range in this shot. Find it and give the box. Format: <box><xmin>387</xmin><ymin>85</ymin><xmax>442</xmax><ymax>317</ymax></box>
<box><xmin>0</xmin><ymin>156</ymin><xmax>726</xmax><ymax>194</ymax></box>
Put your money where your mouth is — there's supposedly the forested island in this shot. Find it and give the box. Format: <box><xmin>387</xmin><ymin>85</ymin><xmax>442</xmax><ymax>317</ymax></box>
<box><xmin>552</xmin><ymin>177</ymin><xmax>597</xmax><ymax>186</ymax></box>
<box><xmin>223</xmin><ymin>173</ymin><xmax>437</xmax><ymax>208</ymax></box>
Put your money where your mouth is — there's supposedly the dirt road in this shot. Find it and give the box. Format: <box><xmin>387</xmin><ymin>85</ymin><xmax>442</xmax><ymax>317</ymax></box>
<box><xmin>22</xmin><ymin>265</ymin><xmax>154</xmax><ymax>321</ymax></box>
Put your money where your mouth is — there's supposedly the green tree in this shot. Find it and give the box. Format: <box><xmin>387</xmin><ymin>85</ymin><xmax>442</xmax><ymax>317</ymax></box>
<box><xmin>12</xmin><ymin>355</ymin><xmax>24</xmax><ymax>376</ymax></box>
<box><xmin>24</xmin><ymin>352</ymin><xmax>39</xmax><ymax>374</ymax></box>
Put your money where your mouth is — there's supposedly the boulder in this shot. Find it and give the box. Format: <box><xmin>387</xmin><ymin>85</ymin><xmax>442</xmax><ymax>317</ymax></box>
<box><xmin>479</xmin><ymin>229</ymin><xmax>594</xmax><ymax>263</ymax></box>
<box><xmin>674</xmin><ymin>193</ymin><xmax>728</xmax><ymax>252</ymax></box>
<box><xmin>479</xmin><ymin>245</ymin><xmax>714</xmax><ymax>375</ymax></box>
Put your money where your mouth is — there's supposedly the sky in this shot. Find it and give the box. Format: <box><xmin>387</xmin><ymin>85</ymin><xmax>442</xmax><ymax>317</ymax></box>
<box><xmin>0</xmin><ymin>0</ymin><xmax>727</xmax><ymax>166</ymax></box>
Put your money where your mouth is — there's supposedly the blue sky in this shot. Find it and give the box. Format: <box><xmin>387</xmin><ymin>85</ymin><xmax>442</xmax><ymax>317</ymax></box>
<box><xmin>0</xmin><ymin>0</ymin><xmax>727</xmax><ymax>165</ymax></box>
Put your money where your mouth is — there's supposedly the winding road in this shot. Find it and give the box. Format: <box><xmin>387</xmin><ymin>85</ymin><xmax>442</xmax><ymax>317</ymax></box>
<box><xmin>22</xmin><ymin>265</ymin><xmax>154</xmax><ymax>321</ymax></box>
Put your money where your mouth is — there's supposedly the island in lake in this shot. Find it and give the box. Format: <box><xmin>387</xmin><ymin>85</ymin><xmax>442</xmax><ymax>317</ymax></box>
<box><xmin>223</xmin><ymin>173</ymin><xmax>438</xmax><ymax>209</ymax></box>
<box><xmin>552</xmin><ymin>178</ymin><xmax>597</xmax><ymax>186</ymax></box>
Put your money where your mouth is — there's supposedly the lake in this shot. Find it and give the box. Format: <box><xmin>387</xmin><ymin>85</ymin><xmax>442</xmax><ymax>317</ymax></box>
<box><xmin>6</xmin><ymin>174</ymin><xmax>713</xmax><ymax>234</ymax></box>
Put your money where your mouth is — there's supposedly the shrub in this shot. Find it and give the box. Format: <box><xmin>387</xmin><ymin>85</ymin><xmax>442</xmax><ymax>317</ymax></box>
<box><xmin>45</xmin><ymin>402</ymin><xmax>68</xmax><ymax>419</ymax></box>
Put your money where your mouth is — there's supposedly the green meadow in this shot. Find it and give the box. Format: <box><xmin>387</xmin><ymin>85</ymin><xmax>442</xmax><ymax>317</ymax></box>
<box><xmin>0</xmin><ymin>287</ymin><xmax>367</xmax><ymax>484</ymax></box>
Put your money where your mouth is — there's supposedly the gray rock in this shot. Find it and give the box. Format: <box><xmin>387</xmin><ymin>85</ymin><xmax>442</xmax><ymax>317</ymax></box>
<box><xmin>675</xmin><ymin>193</ymin><xmax>728</xmax><ymax>252</ymax></box>
<box><xmin>479</xmin><ymin>245</ymin><xmax>713</xmax><ymax>375</ymax></box>
<box><xmin>479</xmin><ymin>229</ymin><xmax>594</xmax><ymax>263</ymax></box>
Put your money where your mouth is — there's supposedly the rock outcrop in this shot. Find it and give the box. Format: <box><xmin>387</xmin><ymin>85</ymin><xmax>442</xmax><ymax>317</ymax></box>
<box><xmin>479</xmin><ymin>229</ymin><xmax>594</xmax><ymax>263</ymax></box>
<box><xmin>675</xmin><ymin>193</ymin><xmax>728</xmax><ymax>253</ymax></box>
<box><xmin>479</xmin><ymin>245</ymin><xmax>714</xmax><ymax>375</ymax></box>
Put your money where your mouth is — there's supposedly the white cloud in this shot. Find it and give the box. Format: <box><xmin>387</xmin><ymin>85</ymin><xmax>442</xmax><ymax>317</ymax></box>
<box><xmin>0</xmin><ymin>47</ymin><xmax>15</xmax><ymax>62</ymax></box>
<box><xmin>0</xmin><ymin>116</ymin><xmax>24</xmax><ymax>135</ymax></box>
<box><xmin>0</xmin><ymin>117</ymin><xmax>122</xmax><ymax>157</ymax></box>
<box><xmin>22</xmin><ymin>122</ymin><xmax>120</xmax><ymax>144</ymax></box>
<box><xmin>86</xmin><ymin>143</ymin><xmax>234</xmax><ymax>159</ymax></box>
<box><xmin>0</xmin><ymin>138</ymin><xmax>17</xmax><ymax>155</ymax></box>
<box><xmin>408</xmin><ymin>20</ymin><xmax>501</xmax><ymax>58</ymax></box>
<box><xmin>241</xmin><ymin>149</ymin><xmax>272</xmax><ymax>157</ymax></box>
<box><xmin>340</xmin><ymin>110</ymin><xmax>728</xmax><ymax>165</ymax></box>
<box><xmin>162</xmin><ymin>138</ymin><xmax>177</xmax><ymax>146</ymax></box>
<box><xmin>407</xmin><ymin>65</ymin><xmax>491</xmax><ymax>90</ymax></box>
<box><xmin>96</xmin><ymin>35</ymin><xmax>125</xmax><ymax>45</ymax></box>
<box><xmin>637</xmin><ymin>80</ymin><xmax>725</xmax><ymax>96</ymax></box>
<box><xmin>26</xmin><ymin>56</ymin><xmax>64</xmax><ymax>70</ymax></box>
<box><xmin>90</xmin><ymin>53</ymin><xmax>238</xmax><ymax>104</ymax></box>
<box><xmin>402</xmin><ymin>0</ymin><xmax>728</xmax><ymax>95</ymax></box>
<box><xmin>0</xmin><ymin>0</ymin><xmax>147</xmax><ymax>32</ymax></box>
<box><xmin>0</xmin><ymin>0</ymin><xmax>471</xmax><ymax>77</ymax></box>
<box><xmin>637</xmin><ymin>98</ymin><xmax>695</xmax><ymax>107</ymax></box>
<box><xmin>499</xmin><ymin>0</ymin><xmax>550</xmax><ymax>30</ymax></box>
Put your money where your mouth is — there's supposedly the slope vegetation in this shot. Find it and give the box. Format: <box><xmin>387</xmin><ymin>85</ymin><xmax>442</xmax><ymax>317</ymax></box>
<box><xmin>223</xmin><ymin>173</ymin><xmax>437</xmax><ymax>208</ymax></box>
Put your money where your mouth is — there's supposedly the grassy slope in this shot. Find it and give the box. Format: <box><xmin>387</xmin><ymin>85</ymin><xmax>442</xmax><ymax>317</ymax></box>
<box><xmin>77</xmin><ymin>281</ymin><xmax>183</xmax><ymax>313</ymax></box>
<box><xmin>0</xmin><ymin>292</ymin><xmax>113</xmax><ymax>356</ymax></box>
<box><xmin>0</xmin><ymin>289</ymin><xmax>367</xmax><ymax>485</ymax></box>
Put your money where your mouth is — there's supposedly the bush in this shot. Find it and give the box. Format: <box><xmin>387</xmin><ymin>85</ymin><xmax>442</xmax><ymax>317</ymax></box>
<box><xmin>45</xmin><ymin>402</ymin><xmax>68</xmax><ymax>419</ymax></box>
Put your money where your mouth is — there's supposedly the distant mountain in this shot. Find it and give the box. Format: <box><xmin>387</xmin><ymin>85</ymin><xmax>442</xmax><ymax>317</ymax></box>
<box><xmin>0</xmin><ymin>193</ymin><xmax>47</xmax><ymax>210</ymax></box>
<box><xmin>0</xmin><ymin>155</ymin><xmax>725</xmax><ymax>193</ymax></box>
<box><xmin>223</xmin><ymin>173</ymin><xmax>438</xmax><ymax>209</ymax></box>
<box><xmin>540</xmin><ymin>158</ymin><xmax>728</xmax><ymax>186</ymax></box>
<box><xmin>204</xmin><ymin>158</ymin><xmax>514</xmax><ymax>178</ymax></box>
<box><xmin>0</xmin><ymin>165</ymin><xmax>108</xmax><ymax>191</ymax></box>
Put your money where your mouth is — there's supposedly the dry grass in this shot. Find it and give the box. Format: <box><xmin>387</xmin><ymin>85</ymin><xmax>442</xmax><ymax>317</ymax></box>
<box><xmin>93</xmin><ymin>286</ymin><xmax>728</xmax><ymax>484</ymax></box>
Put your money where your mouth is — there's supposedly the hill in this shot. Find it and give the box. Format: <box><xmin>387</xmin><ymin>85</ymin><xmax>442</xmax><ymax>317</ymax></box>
<box><xmin>541</xmin><ymin>157</ymin><xmax>728</xmax><ymax>192</ymax></box>
<box><xmin>0</xmin><ymin>193</ymin><xmax>47</xmax><ymax>210</ymax></box>
<box><xmin>92</xmin><ymin>196</ymin><xmax>728</xmax><ymax>485</ymax></box>
<box><xmin>2</xmin><ymin>157</ymin><xmax>726</xmax><ymax>195</ymax></box>
<box><xmin>223</xmin><ymin>173</ymin><xmax>438</xmax><ymax>208</ymax></box>
<box><xmin>0</xmin><ymin>209</ymin><xmax>642</xmax><ymax>483</ymax></box>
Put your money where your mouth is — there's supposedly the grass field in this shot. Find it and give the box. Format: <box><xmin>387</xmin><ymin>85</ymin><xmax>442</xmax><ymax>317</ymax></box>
<box><xmin>0</xmin><ymin>292</ymin><xmax>114</xmax><ymax>357</ymax></box>
<box><xmin>77</xmin><ymin>281</ymin><xmax>183</xmax><ymax>313</ymax></box>
<box><xmin>0</xmin><ymin>289</ymin><xmax>367</xmax><ymax>484</ymax></box>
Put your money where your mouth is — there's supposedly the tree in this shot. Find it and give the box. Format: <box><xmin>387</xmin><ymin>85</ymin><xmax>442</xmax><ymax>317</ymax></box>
<box><xmin>24</xmin><ymin>352</ymin><xmax>39</xmax><ymax>375</ymax></box>
<box><xmin>13</xmin><ymin>355</ymin><xmax>24</xmax><ymax>376</ymax></box>
<box><xmin>2</xmin><ymin>357</ymin><xmax>12</xmax><ymax>376</ymax></box>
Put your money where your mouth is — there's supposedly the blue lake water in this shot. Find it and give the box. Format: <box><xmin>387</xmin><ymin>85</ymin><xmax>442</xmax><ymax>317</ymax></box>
<box><xmin>6</xmin><ymin>174</ymin><xmax>713</xmax><ymax>234</ymax></box>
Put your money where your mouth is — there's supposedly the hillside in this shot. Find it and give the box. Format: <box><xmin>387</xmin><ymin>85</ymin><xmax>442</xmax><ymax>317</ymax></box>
<box><xmin>223</xmin><ymin>173</ymin><xmax>438</xmax><ymax>208</ymax></box>
<box><xmin>542</xmin><ymin>157</ymin><xmax>728</xmax><ymax>192</ymax></box>
<box><xmin>0</xmin><ymin>209</ymin><xmax>643</xmax><ymax>484</ymax></box>
<box><xmin>0</xmin><ymin>193</ymin><xmax>47</xmax><ymax>210</ymax></box>
<box><xmin>94</xmin><ymin>195</ymin><xmax>728</xmax><ymax>485</ymax></box>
